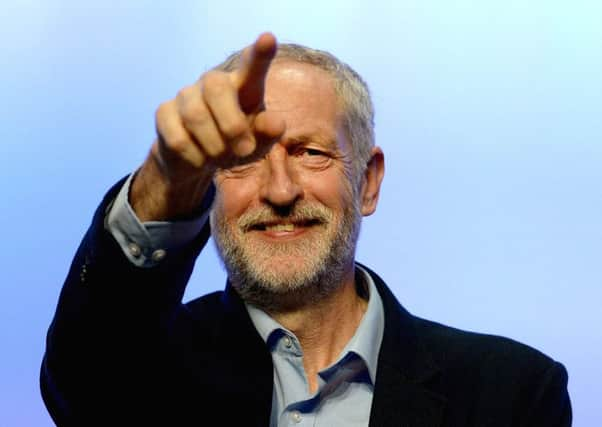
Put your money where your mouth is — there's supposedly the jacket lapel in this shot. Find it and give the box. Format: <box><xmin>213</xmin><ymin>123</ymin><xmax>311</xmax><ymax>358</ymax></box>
<box><xmin>219</xmin><ymin>283</ymin><xmax>274</xmax><ymax>425</ymax></box>
<box><xmin>361</xmin><ymin>264</ymin><xmax>447</xmax><ymax>427</ymax></box>
<box><xmin>369</xmin><ymin>361</ymin><xmax>446</xmax><ymax>427</ymax></box>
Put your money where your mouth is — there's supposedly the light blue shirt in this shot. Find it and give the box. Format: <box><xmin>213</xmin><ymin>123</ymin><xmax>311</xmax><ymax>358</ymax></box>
<box><xmin>106</xmin><ymin>175</ymin><xmax>386</xmax><ymax>426</ymax></box>
<box><xmin>247</xmin><ymin>267</ymin><xmax>385</xmax><ymax>426</ymax></box>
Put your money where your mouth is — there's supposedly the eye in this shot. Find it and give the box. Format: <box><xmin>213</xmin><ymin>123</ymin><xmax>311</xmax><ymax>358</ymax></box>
<box><xmin>295</xmin><ymin>146</ymin><xmax>332</xmax><ymax>168</ymax></box>
<box><xmin>225</xmin><ymin>164</ymin><xmax>253</xmax><ymax>174</ymax></box>
<box><xmin>220</xmin><ymin>158</ymin><xmax>260</xmax><ymax>177</ymax></box>
<box><xmin>304</xmin><ymin>148</ymin><xmax>326</xmax><ymax>156</ymax></box>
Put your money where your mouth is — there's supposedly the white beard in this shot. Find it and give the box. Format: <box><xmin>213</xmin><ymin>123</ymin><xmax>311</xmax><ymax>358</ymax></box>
<box><xmin>210</xmin><ymin>197</ymin><xmax>362</xmax><ymax>313</ymax></box>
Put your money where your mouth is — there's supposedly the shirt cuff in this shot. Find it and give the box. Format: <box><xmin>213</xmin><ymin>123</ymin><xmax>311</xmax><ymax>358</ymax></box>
<box><xmin>105</xmin><ymin>173</ymin><xmax>210</xmax><ymax>268</ymax></box>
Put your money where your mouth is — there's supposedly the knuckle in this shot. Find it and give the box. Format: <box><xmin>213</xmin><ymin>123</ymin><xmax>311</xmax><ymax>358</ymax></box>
<box><xmin>220</xmin><ymin>118</ymin><xmax>247</xmax><ymax>140</ymax></box>
<box><xmin>155</xmin><ymin>102</ymin><xmax>178</xmax><ymax>143</ymax></box>
<box><xmin>202</xmin><ymin>71</ymin><xmax>230</xmax><ymax>97</ymax></box>
<box><xmin>155</xmin><ymin>101</ymin><xmax>172</xmax><ymax>123</ymax></box>
<box><xmin>203</xmin><ymin>70</ymin><xmax>228</xmax><ymax>87</ymax></box>
<box><xmin>180</xmin><ymin>102</ymin><xmax>209</xmax><ymax>126</ymax></box>
<box><xmin>203</xmin><ymin>142</ymin><xmax>226</xmax><ymax>158</ymax></box>
<box><xmin>176</xmin><ymin>84</ymin><xmax>196</xmax><ymax>101</ymax></box>
<box><xmin>163</xmin><ymin>135</ymin><xmax>190</xmax><ymax>156</ymax></box>
<box><xmin>188</xmin><ymin>151</ymin><xmax>206</xmax><ymax>168</ymax></box>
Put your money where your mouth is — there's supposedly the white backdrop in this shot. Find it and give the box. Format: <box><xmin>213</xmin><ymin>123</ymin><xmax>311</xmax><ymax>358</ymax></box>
<box><xmin>1</xmin><ymin>1</ymin><xmax>600</xmax><ymax>425</ymax></box>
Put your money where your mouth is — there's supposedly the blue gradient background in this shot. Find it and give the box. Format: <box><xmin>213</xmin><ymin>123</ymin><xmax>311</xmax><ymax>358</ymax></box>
<box><xmin>1</xmin><ymin>1</ymin><xmax>600</xmax><ymax>425</ymax></box>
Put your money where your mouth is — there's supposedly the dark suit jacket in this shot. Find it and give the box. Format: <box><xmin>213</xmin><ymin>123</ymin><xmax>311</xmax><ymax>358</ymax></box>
<box><xmin>41</xmin><ymin>181</ymin><xmax>571</xmax><ymax>426</ymax></box>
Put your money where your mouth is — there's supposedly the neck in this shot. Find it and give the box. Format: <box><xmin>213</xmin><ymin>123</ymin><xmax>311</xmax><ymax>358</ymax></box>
<box><xmin>268</xmin><ymin>267</ymin><xmax>368</xmax><ymax>393</ymax></box>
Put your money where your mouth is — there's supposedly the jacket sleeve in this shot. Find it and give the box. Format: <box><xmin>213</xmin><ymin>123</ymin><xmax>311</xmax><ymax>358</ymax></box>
<box><xmin>40</xmin><ymin>177</ymin><xmax>214</xmax><ymax>426</ymax></box>
<box><xmin>520</xmin><ymin>360</ymin><xmax>572</xmax><ymax>427</ymax></box>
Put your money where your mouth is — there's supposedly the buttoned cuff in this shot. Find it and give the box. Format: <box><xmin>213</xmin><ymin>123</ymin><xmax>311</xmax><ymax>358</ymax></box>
<box><xmin>105</xmin><ymin>173</ymin><xmax>210</xmax><ymax>268</ymax></box>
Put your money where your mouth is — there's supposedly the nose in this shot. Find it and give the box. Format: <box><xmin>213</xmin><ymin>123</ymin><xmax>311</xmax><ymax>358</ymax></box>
<box><xmin>259</xmin><ymin>144</ymin><xmax>303</xmax><ymax>207</ymax></box>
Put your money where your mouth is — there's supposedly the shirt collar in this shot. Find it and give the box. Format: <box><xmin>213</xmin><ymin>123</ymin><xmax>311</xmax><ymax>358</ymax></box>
<box><xmin>342</xmin><ymin>264</ymin><xmax>385</xmax><ymax>383</ymax></box>
<box><xmin>246</xmin><ymin>264</ymin><xmax>385</xmax><ymax>384</ymax></box>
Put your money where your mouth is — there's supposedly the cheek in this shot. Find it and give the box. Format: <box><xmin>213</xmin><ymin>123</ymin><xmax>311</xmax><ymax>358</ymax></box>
<box><xmin>215</xmin><ymin>180</ymin><xmax>257</xmax><ymax>220</ymax></box>
<box><xmin>301</xmin><ymin>171</ymin><xmax>354</xmax><ymax>209</ymax></box>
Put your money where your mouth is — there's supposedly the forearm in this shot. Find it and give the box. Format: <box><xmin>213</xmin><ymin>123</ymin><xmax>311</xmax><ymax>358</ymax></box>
<box><xmin>41</xmin><ymin>177</ymin><xmax>213</xmax><ymax>425</ymax></box>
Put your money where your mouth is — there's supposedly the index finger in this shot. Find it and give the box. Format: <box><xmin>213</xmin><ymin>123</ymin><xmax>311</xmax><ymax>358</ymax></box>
<box><xmin>234</xmin><ymin>32</ymin><xmax>278</xmax><ymax>114</ymax></box>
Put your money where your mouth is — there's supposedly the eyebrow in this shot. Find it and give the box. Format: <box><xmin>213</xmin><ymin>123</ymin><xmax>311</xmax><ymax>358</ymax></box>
<box><xmin>284</xmin><ymin>135</ymin><xmax>339</xmax><ymax>150</ymax></box>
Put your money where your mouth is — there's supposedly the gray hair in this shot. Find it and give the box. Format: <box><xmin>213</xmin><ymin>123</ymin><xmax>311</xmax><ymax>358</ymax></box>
<box><xmin>216</xmin><ymin>43</ymin><xmax>375</xmax><ymax>187</ymax></box>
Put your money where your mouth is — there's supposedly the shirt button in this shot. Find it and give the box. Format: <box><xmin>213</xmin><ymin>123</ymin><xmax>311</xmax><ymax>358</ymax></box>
<box><xmin>283</xmin><ymin>335</ymin><xmax>292</xmax><ymax>348</ymax></box>
<box><xmin>152</xmin><ymin>249</ymin><xmax>167</xmax><ymax>262</ymax></box>
<box><xmin>128</xmin><ymin>242</ymin><xmax>141</xmax><ymax>258</ymax></box>
<box><xmin>290</xmin><ymin>410</ymin><xmax>302</xmax><ymax>423</ymax></box>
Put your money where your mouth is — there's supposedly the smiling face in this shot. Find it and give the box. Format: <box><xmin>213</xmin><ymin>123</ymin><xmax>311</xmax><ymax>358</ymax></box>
<box><xmin>210</xmin><ymin>61</ymin><xmax>365</xmax><ymax>311</ymax></box>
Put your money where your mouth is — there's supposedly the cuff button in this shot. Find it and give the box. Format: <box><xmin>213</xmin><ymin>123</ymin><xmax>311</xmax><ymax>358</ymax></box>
<box><xmin>152</xmin><ymin>249</ymin><xmax>167</xmax><ymax>262</ymax></box>
<box><xmin>128</xmin><ymin>242</ymin><xmax>142</xmax><ymax>258</ymax></box>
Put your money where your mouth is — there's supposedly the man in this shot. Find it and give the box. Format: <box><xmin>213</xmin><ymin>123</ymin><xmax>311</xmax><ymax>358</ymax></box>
<box><xmin>41</xmin><ymin>33</ymin><xmax>571</xmax><ymax>426</ymax></box>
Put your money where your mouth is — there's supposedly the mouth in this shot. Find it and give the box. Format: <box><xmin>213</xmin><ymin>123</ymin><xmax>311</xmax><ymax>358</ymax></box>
<box><xmin>249</xmin><ymin>219</ymin><xmax>323</xmax><ymax>232</ymax></box>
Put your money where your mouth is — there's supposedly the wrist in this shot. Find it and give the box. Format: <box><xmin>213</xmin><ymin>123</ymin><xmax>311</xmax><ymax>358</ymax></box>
<box><xmin>130</xmin><ymin>152</ymin><xmax>214</xmax><ymax>222</ymax></box>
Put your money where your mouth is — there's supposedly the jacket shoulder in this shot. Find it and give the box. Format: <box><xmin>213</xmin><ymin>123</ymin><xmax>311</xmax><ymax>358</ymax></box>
<box><xmin>414</xmin><ymin>316</ymin><xmax>558</xmax><ymax>371</ymax></box>
<box><xmin>412</xmin><ymin>317</ymin><xmax>571</xmax><ymax>425</ymax></box>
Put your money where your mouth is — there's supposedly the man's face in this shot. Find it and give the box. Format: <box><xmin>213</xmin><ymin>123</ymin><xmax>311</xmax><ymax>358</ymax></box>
<box><xmin>210</xmin><ymin>61</ymin><xmax>362</xmax><ymax>310</ymax></box>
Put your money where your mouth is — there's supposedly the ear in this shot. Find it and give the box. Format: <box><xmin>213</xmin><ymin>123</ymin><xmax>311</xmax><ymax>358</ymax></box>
<box><xmin>360</xmin><ymin>147</ymin><xmax>385</xmax><ymax>216</ymax></box>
